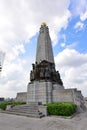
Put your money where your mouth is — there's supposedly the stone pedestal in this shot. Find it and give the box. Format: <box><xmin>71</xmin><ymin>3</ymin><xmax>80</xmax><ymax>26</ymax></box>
<box><xmin>27</xmin><ymin>80</ymin><xmax>64</xmax><ymax>104</ymax></box>
<box><xmin>27</xmin><ymin>81</ymin><xmax>53</xmax><ymax>104</ymax></box>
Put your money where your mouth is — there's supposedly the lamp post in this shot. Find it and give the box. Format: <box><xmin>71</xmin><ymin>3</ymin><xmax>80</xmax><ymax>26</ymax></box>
<box><xmin>0</xmin><ymin>51</ymin><xmax>5</xmax><ymax>72</ymax></box>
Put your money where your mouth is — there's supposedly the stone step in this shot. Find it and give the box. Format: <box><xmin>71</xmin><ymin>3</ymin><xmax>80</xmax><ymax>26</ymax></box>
<box><xmin>3</xmin><ymin>104</ymin><xmax>45</xmax><ymax>118</ymax></box>
<box><xmin>2</xmin><ymin>111</ymin><xmax>44</xmax><ymax>118</ymax></box>
<box><xmin>13</xmin><ymin>106</ymin><xmax>38</xmax><ymax>110</ymax></box>
<box><xmin>6</xmin><ymin>110</ymin><xmax>42</xmax><ymax>114</ymax></box>
<box><xmin>9</xmin><ymin>108</ymin><xmax>38</xmax><ymax>112</ymax></box>
<box><xmin>9</xmin><ymin>104</ymin><xmax>38</xmax><ymax>107</ymax></box>
<box><xmin>13</xmin><ymin>105</ymin><xmax>38</xmax><ymax>108</ymax></box>
<box><xmin>6</xmin><ymin>109</ymin><xmax>41</xmax><ymax>114</ymax></box>
<box><xmin>27</xmin><ymin>102</ymin><xmax>39</xmax><ymax>105</ymax></box>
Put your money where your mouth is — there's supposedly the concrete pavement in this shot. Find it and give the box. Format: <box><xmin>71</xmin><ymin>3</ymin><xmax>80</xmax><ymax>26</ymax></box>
<box><xmin>0</xmin><ymin>110</ymin><xmax>87</xmax><ymax>130</ymax></box>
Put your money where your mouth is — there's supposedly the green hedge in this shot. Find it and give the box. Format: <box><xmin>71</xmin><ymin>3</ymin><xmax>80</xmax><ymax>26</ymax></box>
<box><xmin>44</xmin><ymin>102</ymin><xmax>77</xmax><ymax>116</ymax></box>
<box><xmin>0</xmin><ymin>102</ymin><xmax>26</xmax><ymax>110</ymax></box>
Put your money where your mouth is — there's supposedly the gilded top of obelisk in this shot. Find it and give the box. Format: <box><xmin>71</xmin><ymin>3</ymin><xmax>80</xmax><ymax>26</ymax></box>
<box><xmin>41</xmin><ymin>22</ymin><xmax>47</xmax><ymax>26</ymax></box>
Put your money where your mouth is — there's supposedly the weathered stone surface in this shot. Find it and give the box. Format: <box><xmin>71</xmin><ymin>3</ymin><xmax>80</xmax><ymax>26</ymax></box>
<box><xmin>38</xmin><ymin>105</ymin><xmax>48</xmax><ymax>116</ymax></box>
<box><xmin>27</xmin><ymin>81</ymin><xmax>53</xmax><ymax>104</ymax></box>
<box><xmin>36</xmin><ymin>24</ymin><xmax>54</xmax><ymax>64</ymax></box>
<box><xmin>27</xmin><ymin>23</ymin><xmax>85</xmax><ymax>112</ymax></box>
<box><xmin>16</xmin><ymin>92</ymin><xmax>27</xmax><ymax>102</ymax></box>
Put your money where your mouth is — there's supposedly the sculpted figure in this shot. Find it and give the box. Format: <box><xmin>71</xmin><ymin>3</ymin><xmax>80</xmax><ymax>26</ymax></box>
<box><xmin>45</xmin><ymin>67</ymin><xmax>50</xmax><ymax>79</ymax></box>
<box><xmin>40</xmin><ymin>68</ymin><xmax>44</xmax><ymax>79</ymax></box>
<box><xmin>30</xmin><ymin>71</ymin><xmax>34</xmax><ymax>81</ymax></box>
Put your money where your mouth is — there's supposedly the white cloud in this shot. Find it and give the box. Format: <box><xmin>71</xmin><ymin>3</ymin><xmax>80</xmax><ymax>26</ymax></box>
<box><xmin>0</xmin><ymin>0</ymin><xmax>71</xmax><ymax>98</ymax></box>
<box><xmin>0</xmin><ymin>56</ymin><xmax>33</xmax><ymax>97</ymax></box>
<box><xmin>80</xmin><ymin>11</ymin><xmax>87</xmax><ymax>21</ymax></box>
<box><xmin>60</xmin><ymin>34</ymin><xmax>66</xmax><ymax>48</ymax></box>
<box><xmin>55</xmin><ymin>48</ymin><xmax>87</xmax><ymax>97</ymax></box>
<box><xmin>0</xmin><ymin>0</ymin><xmax>86</xmax><ymax>98</ymax></box>
<box><xmin>50</xmin><ymin>10</ymin><xmax>71</xmax><ymax>45</ymax></box>
<box><xmin>0</xmin><ymin>0</ymin><xmax>71</xmax><ymax>51</ymax></box>
<box><xmin>74</xmin><ymin>21</ymin><xmax>84</xmax><ymax>31</ymax></box>
<box><xmin>55</xmin><ymin>48</ymin><xmax>87</xmax><ymax>68</ymax></box>
<box><xmin>70</xmin><ymin>0</ymin><xmax>87</xmax><ymax>21</ymax></box>
<box><xmin>60</xmin><ymin>41</ymin><xmax>78</xmax><ymax>50</ymax></box>
<box><xmin>66</xmin><ymin>42</ymin><xmax>78</xmax><ymax>49</ymax></box>
<box><xmin>61</xmin><ymin>43</ymin><xmax>66</xmax><ymax>48</ymax></box>
<box><xmin>0</xmin><ymin>0</ymin><xmax>71</xmax><ymax>60</ymax></box>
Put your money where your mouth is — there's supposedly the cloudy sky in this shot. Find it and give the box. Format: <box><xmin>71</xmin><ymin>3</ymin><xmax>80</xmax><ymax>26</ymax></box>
<box><xmin>0</xmin><ymin>0</ymin><xmax>87</xmax><ymax>98</ymax></box>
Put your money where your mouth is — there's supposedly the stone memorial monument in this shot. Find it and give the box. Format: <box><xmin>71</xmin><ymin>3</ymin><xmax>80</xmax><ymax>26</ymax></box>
<box><xmin>7</xmin><ymin>23</ymin><xmax>85</xmax><ymax>117</ymax></box>
<box><xmin>27</xmin><ymin>23</ymin><xmax>84</xmax><ymax>111</ymax></box>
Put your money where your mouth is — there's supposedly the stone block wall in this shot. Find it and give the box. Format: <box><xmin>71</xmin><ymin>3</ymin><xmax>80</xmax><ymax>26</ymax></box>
<box><xmin>53</xmin><ymin>88</ymin><xmax>85</xmax><ymax>112</ymax></box>
<box><xmin>38</xmin><ymin>105</ymin><xmax>48</xmax><ymax>116</ymax></box>
<box><xmin>16</xmin><ymin>92</ymin><xmax>27</xmax><ymax>102</ymax></box>
<box><xmin>27</xmin><ymin>81</ymin><xmax>52</xmax><ymax>104</ymax></box>
<box><xmin>27</xmin><ymin>81</ymin><xmax>85</xmax><ymax>112</ymax></box>
<box><xmin>53</xmin><ymin>89</ymin><xmax>74</xmax><ymax>103</ymax></box>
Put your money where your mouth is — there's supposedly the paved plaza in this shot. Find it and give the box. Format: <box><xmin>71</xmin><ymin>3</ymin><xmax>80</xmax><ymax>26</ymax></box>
<box><xmin>0</xmin><ymin>108</ymin><xmax>87</xmax><ymax>130</ymax></box>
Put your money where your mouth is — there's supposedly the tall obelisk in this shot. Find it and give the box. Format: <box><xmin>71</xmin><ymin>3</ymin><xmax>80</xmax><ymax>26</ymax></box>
<box><xmin>27</xmin><ymin>23</ymin><xmax>64</xmax><ymax>104</ymax></box>
<box><xmin>36</xmin><ymin>22</ymin><xmax>54</xmax><ymax>64</ymax></box>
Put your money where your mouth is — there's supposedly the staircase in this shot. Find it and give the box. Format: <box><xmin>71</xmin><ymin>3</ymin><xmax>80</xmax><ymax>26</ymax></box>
<box><xmin>2</xmin><ymin>102</ymin><xmax>44</xmax><ymax>118</ymax></box>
